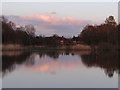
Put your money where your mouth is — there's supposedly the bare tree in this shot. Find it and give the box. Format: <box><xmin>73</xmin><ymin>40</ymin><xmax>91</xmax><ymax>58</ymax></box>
<box><xmin>25</xmin><ymin>24</ymin><xmax>36</xmax><ymax>36</ymax></box>
<box><xmin>105</xmin><ymin>16</ymin><xmax>116</xmax><ymax>26</ymax></box>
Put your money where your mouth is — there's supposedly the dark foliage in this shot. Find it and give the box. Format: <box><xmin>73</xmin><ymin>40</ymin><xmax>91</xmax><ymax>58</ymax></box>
<box><xmin>79</xmin><ymin>16</ymin><xmax>120</xmax><ymax>47</ymax></box>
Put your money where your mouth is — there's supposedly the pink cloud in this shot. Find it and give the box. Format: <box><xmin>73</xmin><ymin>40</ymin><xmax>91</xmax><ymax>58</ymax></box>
<box><xmin>21</xmin><ymin>14</ymin><xmax>89</xmax><ymax>26</ymax></box>
<box><xmin>6</xmin><ymin>14</ymin><xmax>93</xmax><ymax>36</ymax></box>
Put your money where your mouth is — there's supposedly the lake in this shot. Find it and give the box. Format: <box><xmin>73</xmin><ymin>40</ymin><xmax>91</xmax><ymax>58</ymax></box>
<box><xmin>1</xmin><ymin>50</ymin><xmax>119</xmax><ymax>88</ymax></box>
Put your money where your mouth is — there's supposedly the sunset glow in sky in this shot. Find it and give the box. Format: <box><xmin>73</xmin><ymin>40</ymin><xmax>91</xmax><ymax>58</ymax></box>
<box><xmin>2</xmin><ymin>2</ymin><xmax>118</xmax><ymax>37</ymax></box>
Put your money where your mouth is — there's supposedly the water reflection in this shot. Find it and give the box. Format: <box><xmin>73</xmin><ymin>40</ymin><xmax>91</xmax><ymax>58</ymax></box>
<box><xmin>1</xmin><ymin>50</ymin><xmax>119</xmax><ymax>78</ymax></box>
<box><xmin>81</xmin><ymin>51</ymin><xmax>119</xmax><ymax>78</ymax></box>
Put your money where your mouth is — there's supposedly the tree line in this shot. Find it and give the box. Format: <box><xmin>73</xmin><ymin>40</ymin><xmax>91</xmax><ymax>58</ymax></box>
<box><xmin>1</xmin><ymin>16</ymin><xmax>120</xmax><ymax>48</ymax></box>
<box><xmin>1</xmin><ymin>16</ymin><xmax>74</xmax><ymax>46</ymax></box>
<box><xmin>79</xmin><ymin>16</ymin><xmax>120</xmax><ymax>47</ymax></box>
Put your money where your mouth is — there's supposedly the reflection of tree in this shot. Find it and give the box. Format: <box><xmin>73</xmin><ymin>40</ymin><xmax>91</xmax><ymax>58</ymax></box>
<box><xmin>2</xmin><ymin>52</ymin><xmax>32</xmax><ymax>77</ymax></box>
<box><xmin>25</xmin><ymin>53</ymin><xmax>36</xmax><ymax>66</ymax></box>
<box><xmin>45</xmin><ymin>51</ymin><xmax>59</xmax><ymax>59</ymax></box>
<box><xmin>2</xmin><ymin>50</ymin><xmax>119</xmax><ymax>78</ymax></box>
<box><xmin>2</xmin><ymin>50</ymin><xmax>61</xmax><ymax>77</ymax></box>
<box><xmin>81</xmin><ymin>51</ymin><xmax>119</xmax><ymax>78</ymax></box>
<box><xmin>38</xmin><ymin>50</ymin><xmax>60</xmax><ymax>59</ymax></box>
<box><xmin>104</xmin><ymin>68</ymin><xmax>116</xmax><ymax>78</ymax></box>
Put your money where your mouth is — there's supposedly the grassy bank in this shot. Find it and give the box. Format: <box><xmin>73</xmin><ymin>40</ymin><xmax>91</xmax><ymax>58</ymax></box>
<box><xmin>2</xmin><ymin>44</ymin><xmax>23</xmax><ymax>51</ymax></box>
<box><xmin>1</xmin><ymin>44</ymin><xmax>91</xmax><ymax>51</ymax></box>
<box><xmin>1</xmin><ymin>43</ymin><xmax>119</xmax><ymax>51</ymax></box>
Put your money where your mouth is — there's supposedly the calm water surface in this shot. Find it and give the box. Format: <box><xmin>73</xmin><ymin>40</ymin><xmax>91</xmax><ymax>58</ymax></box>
<box><xmin>1</xmin><ymin>50</ymin><xmax>119</xmax><ymax>88</ymax></box>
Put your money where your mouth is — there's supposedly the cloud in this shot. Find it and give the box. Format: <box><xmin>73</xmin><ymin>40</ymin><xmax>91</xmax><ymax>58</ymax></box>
<box><xmin>5</xmin><ymin>14</ymin><xmax>92</xmax><ymax>37</ymax></box>
<box><xmin>21</xmin><ymin>14</ymin><xmax>89</xmax><ymax>26</ymax></box>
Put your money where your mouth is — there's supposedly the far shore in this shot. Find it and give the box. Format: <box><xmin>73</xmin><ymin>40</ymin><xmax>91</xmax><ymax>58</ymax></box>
<box><xmin>1</xmin><ymin>44</ymin><xmax>119</xmax><ymax>51</ymax></box>
<box><xmin>1</xmin><ymin>44</ymin><xmax>92</xmax><ymax>51</ymax></box>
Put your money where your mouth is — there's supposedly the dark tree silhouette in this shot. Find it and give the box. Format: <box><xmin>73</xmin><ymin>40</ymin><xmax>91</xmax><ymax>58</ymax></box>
<box><xmin>79</xmin><ymin>16</ymin><xmax>119</xmax><ymax>49</ymax></box>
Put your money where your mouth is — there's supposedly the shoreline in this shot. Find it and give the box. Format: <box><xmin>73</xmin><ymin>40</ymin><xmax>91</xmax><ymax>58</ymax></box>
<box><xmin>1</xmin><ymin>44</ymin><xmax>91</xmax><ymax>51</ymax></box>
<box><xmin>1</xmin><ymin>44</ymin><xmax>119</xmax><ymax>51</ymax></box>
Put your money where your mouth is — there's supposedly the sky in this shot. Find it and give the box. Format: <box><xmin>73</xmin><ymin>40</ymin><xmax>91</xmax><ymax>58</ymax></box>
<box><xmin>2</xmin><ymin>2</ymin><xmax>118</xmax><ymax>37</ymax></box>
